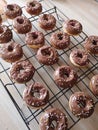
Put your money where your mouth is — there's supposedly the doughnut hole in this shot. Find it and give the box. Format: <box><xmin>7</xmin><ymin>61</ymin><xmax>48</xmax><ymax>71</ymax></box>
<box><xmin>32</xmin><ymin>32</ymin><xmax>38</xmax><ymax>39</ymax></box>
<box><xmin>29</xmin><ymin>2</ymin><xmax>35</xmax><ymax>7</ymax></box>
<box><xmin>0</xmin><ymin>27</ymin><xmax>4</xmax><ymax>34</ymax></box>
<box><xmin>43</xmin><ymin>14</ymin><xmax>48</xmax><ymax>21</ymax></box>
<box><xmin>50</xmin><ymin>120</ymin><xmax>57</xmax><ymax>129</ymax></box>
<box><xmin>8</xmin><ymin>45</ymin><xmax>13</xmax><ymax>52</ymax></box>
<box><xmin>17</xmin><ymin>18</ymin><xmax>24</xmax><ymax>24</ymax></box>
<box><xmin>60</xmin><ymin>69</ymin><xmax>69</xmax><ymax>79</ymax></box>
<box><xmin>7</xmin><ymin>5</ymin><xmax>14</xmax><ymax>11</ymax></box>
<box><xmin>92</xmin><ymin>40</ymin><xmax>97</xmax><ymax>45</ymax></box>
<box><xmin>41</xmin><ymin>48</ymin><xmax>51</xmax><ymax>56</ymax></box>
<box><xmin>33</xmin><ymin>91</ymin><xmax>40</xmax><ymax>98</ymax></box>
<box><xmin>57</xmin><ymin>33</ymin><xmax>63</xmax><ymax>40</ymax></box>
<box><xmin>77</xmin><ymin>96</ymin><xmax>86</xmax><ymax>108</ymax></box>
<box><xmin>77</xmin><ymin>53</ymin><xmax>83</xmax><ymax>58</ymax></box>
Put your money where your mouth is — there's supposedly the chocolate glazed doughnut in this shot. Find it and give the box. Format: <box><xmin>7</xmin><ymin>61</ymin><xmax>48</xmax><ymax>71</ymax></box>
<box><xmin>0</xmin><ymin>42</ymin><xmax>23</xmax><ymax>62</ymax></box>
<box><xmin>36</xmin><ymin>45</ymin><xmax>59</xmax><ymax>65</ymax></box>
<box><xmin>50</xmin><ymin>31</ymin><xmax>70</xmax><ymax>50</ymax></box>
<box><xmin>0</xmin><ymin>25</ymin><xmax>12</xmax><ymax>43</ymax></box>
<box><xmin>10</xmin><ymin>60</ymin><xmax>35</xmax><ymax>83</ymax></box>
<box><xmin>40</xmin><ymin>108</ymin><xmax>68</xmax><ymax>130</ymax></box>
<box><xmin>70</xmin><ymin>49</ymin><xmax>89</xmax><ymax>67</ymax></box>
<box><xmin>39</xmin><ymin>14</ymin><xmax>56</xmax><ymax>30</ymax></box>
<box><xmin>4</xmin><ymin>4</ymin><xmax>22</xmax><ymax>19</ymax></box>
<box><xmin>25</xmin><ymin>0</ymin><xmax>42</xmax><ymax>15</ymax></box>
<box><xmin>69</xmin><ymin>92</ymin><xmax>95</xmax><ymax>118</ymax></box>
<box><xmin>23</xmin><ymin>82</ymin><xmax>49</xmax><ymax>108</ymax></box>
<box><xmin>25</xmin><ymin>31</ymin><xmax>45</xmax><ymax>49</ymax></box>
<box><xmin>90</xmin><ymin>75</ymin><xmax>98</xmax><ymax>96</ymax></box>
<box><xmin>13</xmin><ymin>16</ymin><xmax>32</xmax><ymax>34</ymax></box>
<box><xmin>84</xmin><ymin>36</ymin><xmax>98</xmax><ymax>54</ymax></box>
<box><xmin>63</xmin><ymin>19</ymin><xmax>82</xmax><ymax>36</ymax></box>
<box><xmin>54</xmin><ymin>65</ymin><xmax>78</xmax><ymax>88</ymax></box>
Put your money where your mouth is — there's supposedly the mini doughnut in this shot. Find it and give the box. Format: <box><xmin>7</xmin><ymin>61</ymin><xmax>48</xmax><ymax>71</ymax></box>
<box><xmin>25</xmin><ymin>31</ymin><xmax>45</xmax><ymax>49</ymax></box>
<box><xmin>36</xmin><ymin>45</ymin><xmax>59</xmax><ymax>65</ymax></box>
<box><xmin>63</xmin><ymin>19</ymin><xmax>82</xmax><ymax>36</ymax></box>
<box><xmin>13</xmin><ymin>16</ymin><xmax>32</xmax><ymax>34</ymax></box>
<box><xmin>4</xmin><ymin>4</ymin><xmax>22</xmax><ymax>19</ymax></box>
<box><xmin>69</xmin><ymin>92</ymin><xmax>95</xmax><ymax>118</ymax></box>
<box><xmin>0</xmin><ymin>42</ymin><xmax>23</xmax><ymax>63</ymax></box>
<box><xmin>84</xmin><ymin>36</ymin><xmax>98</xmax><ymax>54</ymax></box>
<box><xmin>50</xmin><ymin>31</ymin><xmax>70</xmax><ymax>50</ymax></box>
<box><xmin>10</xmin><ymin>60</ymin><xmax>35</xmax><ymax>83</ymax></box>
<box><xmin>70</xmin><ymin>49</ymin><xmax>89</xmax><ymax>67</ymax></box>
<box><xmin>39</xmin><ymin>14</ymin><xmax>56</xmax><ymax>30</ymax></box>
<box><xmin>90</xmin><ymin>75</ymin><xmax>98</xmax><ymax>96</ymax></box>
<box><xmin>40</xmin><ymin>108</ymin><xmax>68</xmax><ymax>130</ymax></box>
<box><xmin>0</xmin><ymin>25</ymin><xmax>12</xmax><ymax>43</ymax></box>
<box><xmin>54</xmin><ymin>65</ymin><xmax>78</xmax><ymax>88</ymax></box>
<box><xmin>23</xmin><ymin>82</ymin><xmax>49</xmax><ymax>108</ymax></box>
<box><xmin>25</xmin><ymin>0</ymin><xmax>42</xmax><ymax>15</ymax></box>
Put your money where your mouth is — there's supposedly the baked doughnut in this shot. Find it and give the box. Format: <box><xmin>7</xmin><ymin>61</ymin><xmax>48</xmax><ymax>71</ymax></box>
<box><xmin>69</xmin><ymin>92</ymin><xmax>95</xmax><ymax>118</ymax></box>
<box><xmin>39</xmin><ymin>14</ymin><xmax>56</xmax><ymax>30</ymax></box>
<box><xmin>4</xmin><ymin>4</ymin><xmax>22</xmax><ymax>19</ymax></box>
<box><xmin>70</xmin><ymin>49</ymin><xmax>89</xmax><ymax>67</ymax></box>
<box><xmin>84</xmin><ymin>36</ymin><xmax>98</xmax><ymax>54</ymax></box>
<box><xmin>25</xmin><ymin>31</ymin><xmax>45</xmax><ymax>49</ymax></box>
<box><xmin>25</xmin><ymin>0</ymin><xmax>42</xmax><ymax>15</ymax></box>
<box><xmin>40</xmin><ymin>108</ymin><xmax>68</xmax><ymax>130</ymax></box>
<box><xmin>10</xmin><ymin>60</ymin><xmax>35</xmax><ymax>83</ymax></box>
<box><xmin>50</xmin><ymin>31</ymin><xmax>70</xmax><ymax>50</ymax></box>
<box><xmin>90</xmin><ymin>75</ymin><xmax>98</xmax><ymax>96</ymax></box>
<box><xmin>36</xmin><ymin>45</ymin><xmax>59</xmax><ymax>65</ymax></box>
<box><xmin>13</xmin><ymin>16</ymin><xmax>32</xmax><ymax>34</ymax></box>
<box><xmin>63</xmin><ymin>19</ymin><xmax>82</xmax><ymax>36</ymax></box>
<box><xmin>54</xmin><ymin>65</ymin><xmax>78</xmax><ymax>88</ymax></box>
<box><xmin>0</xmin><ymin>25</ymin><xmax>12</xmax><ymax>43</ymax></box>
<box><xmin>23</xmin><ymin>82</ymin><xmax>49</xmax><ymax>109</ymax></box>
<box><xmin>0</xmin><ymin>42</ymin><xmax>23</xmax><ymax>62</ymax></box>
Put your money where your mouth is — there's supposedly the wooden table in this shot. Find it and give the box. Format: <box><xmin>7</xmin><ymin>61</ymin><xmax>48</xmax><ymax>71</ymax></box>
<box><xmin>0</xmin><ymin>0</ymin><xmax>98</xmax><ymax>130</ymax></box>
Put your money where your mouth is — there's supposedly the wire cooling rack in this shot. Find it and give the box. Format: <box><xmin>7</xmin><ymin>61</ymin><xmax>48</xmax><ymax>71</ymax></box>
<box><xmin>0</xmin><ymin>0</ymin><xmax>98</xmax><ymax>130</ymax></box>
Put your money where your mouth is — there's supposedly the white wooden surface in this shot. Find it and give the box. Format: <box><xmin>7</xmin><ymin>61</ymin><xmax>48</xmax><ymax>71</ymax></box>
<box><xmin>0</xmin><ymin>0</ymin><xmax>98</xmax><ymax>130</ymax></box>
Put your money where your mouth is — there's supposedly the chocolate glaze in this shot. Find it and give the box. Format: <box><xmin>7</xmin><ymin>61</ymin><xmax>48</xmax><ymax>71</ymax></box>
<box><xmin>13</xmin><ymin>16</ymin><xmax>32</xmax><ymax>34</ymax></box>
<box><xmin>4</xmin><ymin>4</ymin><xmax>22</xmax><ymax>19</ymax></box>
<box><xmin>70</xmin><ymin>49</ymin><xmax>89</xmax><ymax>66</ymax></box>
<box><xmin>50</xmin><ymin>31</ymin><xmax>70</xmax><ymax>50</ymax></box>
<box><xmin>63</xmin><ymin>19</ymin><xmax>82</xmax><ymax>35</ymax></box>
<box><xmin>84</xmin><ymin>36</ymin><xmax>98</xmax><ymax>54</ymax></box>
<box><xmin>0</xmin><ymin>25</ymin><xmax>12</xmax><ymax>43</ymax></box>
<box><xmin>69</xmin><ymin>92</ymin><xmax>95</xmax><ymax>118</ymax></box>
<box><xmin>90</xmin><ymin>75</ymin><xmax>98</xmax><ymax>96</ymax></box>
<box><xmin>26</xmin><ymin>0</ymin><xmax>42</xmax><ymax>15</ymax></box>
<box><xmin>36</xmin><ymin>45</ymin><xmax>59</xmax><ymax>65</ymax></box>
<box><xmin>54</xmin><ymin>65</ymin><xmax>78</xmax><ymax>88</ymax></box>
<box><xmin>40</xmin><ymin>108</ymin><xmax>68</xmax><ymax>130</ymax></box>
<box><xmin>39</xmin><ymin>14</ymin><xmax>56</xmax><ymax>30</ymax></box>
<box><xmin>23</xmin><ymin>82</ymin><xmax>49</xmax><ymax>108</ymax></box>
<box><xmin>10</xmin><ymin>60</ymin><xmax>35</xmax><ymax>83</ymax></box>
<box><xmin>25</xmin><ymin>31</ymin><xmax>45</xmax><ymax>47</ymax></box>
<box><xmin>0</xmin><ymin>42</ymin><xmax>23</xmax><ymax>62</ymax></box>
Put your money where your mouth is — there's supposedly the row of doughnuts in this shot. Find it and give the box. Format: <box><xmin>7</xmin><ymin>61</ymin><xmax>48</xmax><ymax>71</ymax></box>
<box><xmin>0</xmin><ymin>1</ymin><xmax>98</xmax><ymax>130</ymax></box>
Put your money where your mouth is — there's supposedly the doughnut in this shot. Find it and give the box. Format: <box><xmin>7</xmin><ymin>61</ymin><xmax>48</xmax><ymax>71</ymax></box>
<box><xmin>0</xmin><ymin>25</ymin><xmax>12</xmax><ymax>43</ymax></box>
<box><xmin>39</xmin><ymin>14</ymin><xmax>56</xmax><ymax>30</ymax></box>
<box><xmin>10</xmin><ymin>60</ymin><xmax>35</xmax><ymax>83</ymax></box>
<box><xmin>23</xmin><ymin>82</ymin><xmax>49</xmax><ymax>109</ymax></box>
<box><xmin>70</xmin><ymin>49</ymin><xmax>89</xmax><ymax>67</ymax></box>
<box><xmin>0</xmin><ymin>42</ymin><xmax>23</xmax><ymax>63</ymax></box>
<box><xmin>13</xmin><ymin>16</ymin><xmax>32</xmax><ymax>34</ymax></box>
<box><xmin>36</xmin><ymin>45</ymin><xmax>59</xmax><ymax>65</ymax></box>
<box><xmin>63</xmin><ymin>19</ymin><xmax>82</xmax><ymax>36</ymax></box>
<box><xmin>25</xmin><ymin>31</ymin><xmax>45</xmax><ymax>49</ymax></box>
<box><xmin>25</xmin><ymin>0</ymin><xmax>42</xmax><ymax>16</ymax></box>
<box><xmin>69</xmin><ymin>92</ymin><xmax>95</xmax><ymax>118</ymax></box>
<box><xmin>54</xmin><ymin>65</ymin><xmax>78</xmax><ymax>88</ymax></box>
<box><xmin>50</xmin><ymin>31</ymin><xmax>70</xmax><ymax>50</ymax></box>
<box><xmin>4</xmin><ymin>4</ymin><xmax>22</xmax><ymax>19</ymax></box>
<box><xmin>90</xmin><ymin>75</ymin><xmax>98</xmax><ymax>96</ymax></box>
<box><xmin>84</xmin><ymin>36</ymin><xmax>98</xmax><ymax>54</ymax></box>
<box><xmin>40</xmin><ymin>108</ymin><xmax>68</xmax><ymax>130</ymax></box>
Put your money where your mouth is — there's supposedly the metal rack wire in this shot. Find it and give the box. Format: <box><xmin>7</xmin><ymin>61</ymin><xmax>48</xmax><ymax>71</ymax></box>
<box><xmin>0</xmin><ymin>0</ymin><xmax>98</xmax><ymax>130</ymax></box>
